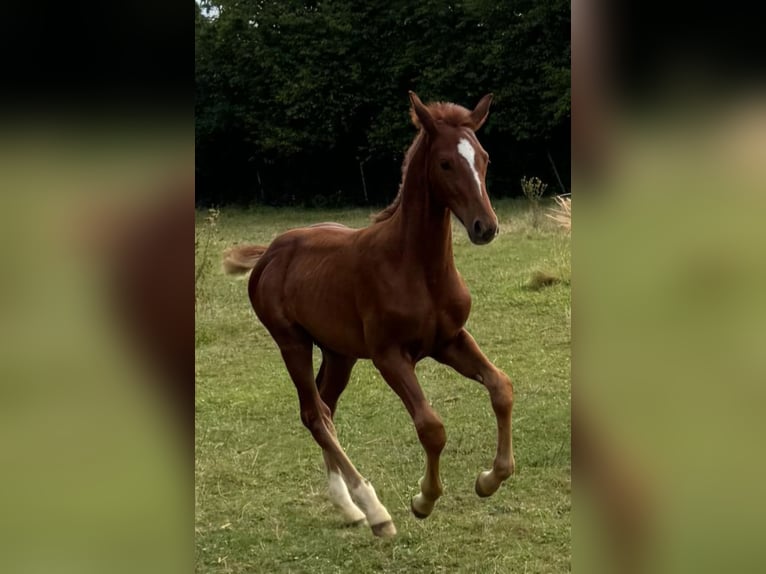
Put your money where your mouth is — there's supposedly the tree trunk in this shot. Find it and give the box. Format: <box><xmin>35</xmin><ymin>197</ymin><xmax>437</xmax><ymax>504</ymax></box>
<box><xmin>358</xmin><ymin>158</ymin><xmax>369</xmax><ymax>204</ymax></box>
<box><xmin>547</xmin><ymin>150</ymin><xmax>567</xmax><ymax>195</ymax></box>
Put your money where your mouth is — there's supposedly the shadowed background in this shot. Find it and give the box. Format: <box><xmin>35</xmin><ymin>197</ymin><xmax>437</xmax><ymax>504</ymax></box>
<box><xmin>195</xmin><ymin>0</ymin><xmax>571</xmax><ymax>208</ymax></box>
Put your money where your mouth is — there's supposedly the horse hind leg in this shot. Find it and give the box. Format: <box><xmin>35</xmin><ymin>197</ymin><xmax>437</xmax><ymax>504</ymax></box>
<box><xmin>316</xmin><ymin>350</ymin><xmax>356</xmax><ymax>417</ymax></box>
<box><xmin>315</xmin><ymin>352</ymin><xmax>366</xmax><ymax>527</ymax></box>
<box><xmin>278</xmin><ymin>335</ymin><xmax>395</xmax><ymax>537</ymax></box>
<box><xmin>323</xmin><ymin>451</ymin><xmax>366</xmax><ymax>526</ymax></box>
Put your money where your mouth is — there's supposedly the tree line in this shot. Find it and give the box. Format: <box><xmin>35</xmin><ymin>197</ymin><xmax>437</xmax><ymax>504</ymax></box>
<box><xmin>195</xmin><ymin>0</ymin><xmax>570</xmax><ymax>208</ymax></box>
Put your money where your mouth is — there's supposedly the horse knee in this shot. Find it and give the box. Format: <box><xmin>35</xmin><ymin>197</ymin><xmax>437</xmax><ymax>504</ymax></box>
<box><xmin>415</xmin><ymin>411</ymin><xmax>446</xmax><ymax>455</ymax></box>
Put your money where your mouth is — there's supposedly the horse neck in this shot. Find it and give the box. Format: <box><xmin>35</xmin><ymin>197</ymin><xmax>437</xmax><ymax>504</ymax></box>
<box><xmin>393</xmin><ymin>137</ymin><xmax>455</xmax><ymax>274</ymax></box>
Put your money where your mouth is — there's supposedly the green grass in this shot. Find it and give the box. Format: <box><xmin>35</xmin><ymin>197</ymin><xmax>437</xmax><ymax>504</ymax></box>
<box><xmin>195</xmin><ymin>198</ymin><xmax>571</xmax><ymax>573</ymax></box>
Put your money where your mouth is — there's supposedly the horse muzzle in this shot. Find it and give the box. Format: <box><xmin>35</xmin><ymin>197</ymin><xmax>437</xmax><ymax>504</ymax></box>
<box><xmin>469</xmin><ymin>217</ymin><xmax>499</xmax><ymax>245</ymax></box>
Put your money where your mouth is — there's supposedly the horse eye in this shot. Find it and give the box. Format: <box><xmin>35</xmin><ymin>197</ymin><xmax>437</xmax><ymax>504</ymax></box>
<box><xmin>440</xmin><ymin>160</ymin><xmax>451</xmax><ymax>170</ymax></box>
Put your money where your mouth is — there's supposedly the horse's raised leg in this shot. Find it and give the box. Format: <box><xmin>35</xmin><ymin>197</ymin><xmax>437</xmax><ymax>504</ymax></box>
<box><xmin>373</xmin><ymin>351</ymin><xmax>446</xmax><ymax>519</ymax></box>
<box><xmin>278</xmin><ymin>337</ymin><xmax>395</xmax><ymax>537</ymax></box>
<box><xmin>434</xmin><ymin>328</ymin><xmax>515</xmax><ymax>497</ymax></box>
<box><xmin>314</xmin><ymin>351</ymin><xmax>366</xmax><ymax>526</ymax></box>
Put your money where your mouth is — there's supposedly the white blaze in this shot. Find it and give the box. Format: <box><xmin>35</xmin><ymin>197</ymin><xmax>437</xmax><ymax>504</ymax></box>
<box><xmin>457</xmin><ymin>137</ymin><xmax>483</xmax><ymax>197</ymax></box>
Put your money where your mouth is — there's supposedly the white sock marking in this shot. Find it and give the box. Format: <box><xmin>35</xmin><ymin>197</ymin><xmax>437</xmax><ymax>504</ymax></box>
<box><xmin>327</xmin><ymin>471</ymin><xmax>366</xmax><ymax>523</ymax></box>
<box><xmin>350</xmin><ymin>479</ymin><xmax>392</xmax><ymax>526</ymax></box>
<box><xmin>457</xmin><ymin>137</ymin><xmax>483</xmax><ymax>197</ymax></box>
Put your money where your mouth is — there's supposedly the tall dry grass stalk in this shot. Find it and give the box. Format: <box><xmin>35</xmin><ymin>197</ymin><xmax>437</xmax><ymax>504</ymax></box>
<box><xmin>546</xmin><ymin>195</ymin><xmax>571</xmax><ymax>232</ymax></box>
<box><xmin>195</xmin><ymin>208</ymin><xmax>220</xmax><ymax>309</ymax></box>
<box><xmin>521</xmin><ymin>176</ymin><xmax>548</xmax><ymax>229</ymax></box>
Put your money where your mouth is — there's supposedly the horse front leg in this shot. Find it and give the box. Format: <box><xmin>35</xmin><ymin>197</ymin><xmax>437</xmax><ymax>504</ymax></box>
<box><xmin>372</xmin><ymin>351</ymin><xmax>446</xmax><ymax>519</ymax></box>
<box><xmin>434</xmin><ymin>328</ymin><xmax>515</xmax><ymax>497</ymax></box>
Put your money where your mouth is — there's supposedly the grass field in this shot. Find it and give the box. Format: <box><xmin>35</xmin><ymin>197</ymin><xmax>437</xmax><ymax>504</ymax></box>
<box><xmin>195</xmin><ymin>198</ymin><xmax>571</xmax><ymax>573</ymax></box>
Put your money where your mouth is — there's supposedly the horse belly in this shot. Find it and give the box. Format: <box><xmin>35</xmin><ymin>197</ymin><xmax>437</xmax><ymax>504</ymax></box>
<box><xmin>298</xmin><ymin>302</ymin><xmax>370</xmax><ymax>358</ymax></box>
<box><xmin>290</xmin><ymin>271</ymin><xmax>370</xmax><ymax>358</ymax></box>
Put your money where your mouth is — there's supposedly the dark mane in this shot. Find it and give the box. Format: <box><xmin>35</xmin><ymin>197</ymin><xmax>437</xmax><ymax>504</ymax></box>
<box><xmin>371</xmin><ymin>101</ymin><xmax>474</xmax><ymax>223</ymax></box>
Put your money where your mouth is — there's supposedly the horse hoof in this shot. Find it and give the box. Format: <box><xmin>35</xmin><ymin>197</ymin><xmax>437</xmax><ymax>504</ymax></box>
<box><xmin>475</xmin><ymin>470</ymin><xmax>499</xmax><ymax>498</ymax></box>
<box><xmin>345</xmin><ymin>518</ymin><xmax>368</xmax><ymax>528</ymax></box>
<box><xmin>410</xmin><ymin>494</ymin><xmax>434</xmax><ymax>520</ymax></box>
<box><xmin>371</xmin><ymin>520</ymin><xmax>397</xmax><ymax>538</ymax></box>
<box><xmin>410</xmin><ymin>496</ymin><xmax>431</xmax><ymax>520</ymax></box>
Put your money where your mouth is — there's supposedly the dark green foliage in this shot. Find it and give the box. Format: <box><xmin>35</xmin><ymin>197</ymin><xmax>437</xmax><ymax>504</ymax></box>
<box><xmin>195</xmin><ymin>0</ymin><xmax>570</xmax><ymax>207</ymax></box>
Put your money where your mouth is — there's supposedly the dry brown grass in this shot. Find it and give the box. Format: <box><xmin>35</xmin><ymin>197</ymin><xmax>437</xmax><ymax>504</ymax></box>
<box><xmin>547</xmin><ymin>195</ymin><xmax>571</xmax><ymax>232</ymax></box>
<box><xmin>525</xmin><ymin>270</ymin><xmax>563</xmax><ymax>291</ymax></box>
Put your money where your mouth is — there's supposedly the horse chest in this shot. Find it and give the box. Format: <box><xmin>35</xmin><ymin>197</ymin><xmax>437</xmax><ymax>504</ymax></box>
<box><xmin>434</xmin><ymin>290</ymin><xmax>471</xmax><ymax>338</ymax></box>
<box><xmin>375</xmin><ymin>283</ymin><xmax>470</xmax><ymax>352</ymax></box>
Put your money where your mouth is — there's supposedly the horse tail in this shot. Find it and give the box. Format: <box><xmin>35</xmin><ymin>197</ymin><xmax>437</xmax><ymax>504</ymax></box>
<box><xmin>222</xmin><ymin>244</ymin><xmax>268</xmax><ymax>276</ymax></box>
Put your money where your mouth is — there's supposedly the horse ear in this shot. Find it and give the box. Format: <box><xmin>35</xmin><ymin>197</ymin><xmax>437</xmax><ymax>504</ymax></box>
<box><xmin>409</xmin><ymin>91</ymin><xmax>436</xmax><ymax>134</ymax></box>
<box><xmin>469</xmin><ymin>93</ymin><xmax>493</xmax><ymax>131</ymax></box>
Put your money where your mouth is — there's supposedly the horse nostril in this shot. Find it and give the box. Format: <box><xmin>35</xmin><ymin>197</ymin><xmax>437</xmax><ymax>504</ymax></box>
<box><xmin>473</xmin><ymin>219</ymin><xmax>483</xmax><ymax>236</ymax></box>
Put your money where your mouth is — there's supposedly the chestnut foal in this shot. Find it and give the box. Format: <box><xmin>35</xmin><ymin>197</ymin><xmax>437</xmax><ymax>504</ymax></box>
<box><xmin>223</xmin><ymin>92</ymin><xmax>515</xmax><ymax>537</ymax></box>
